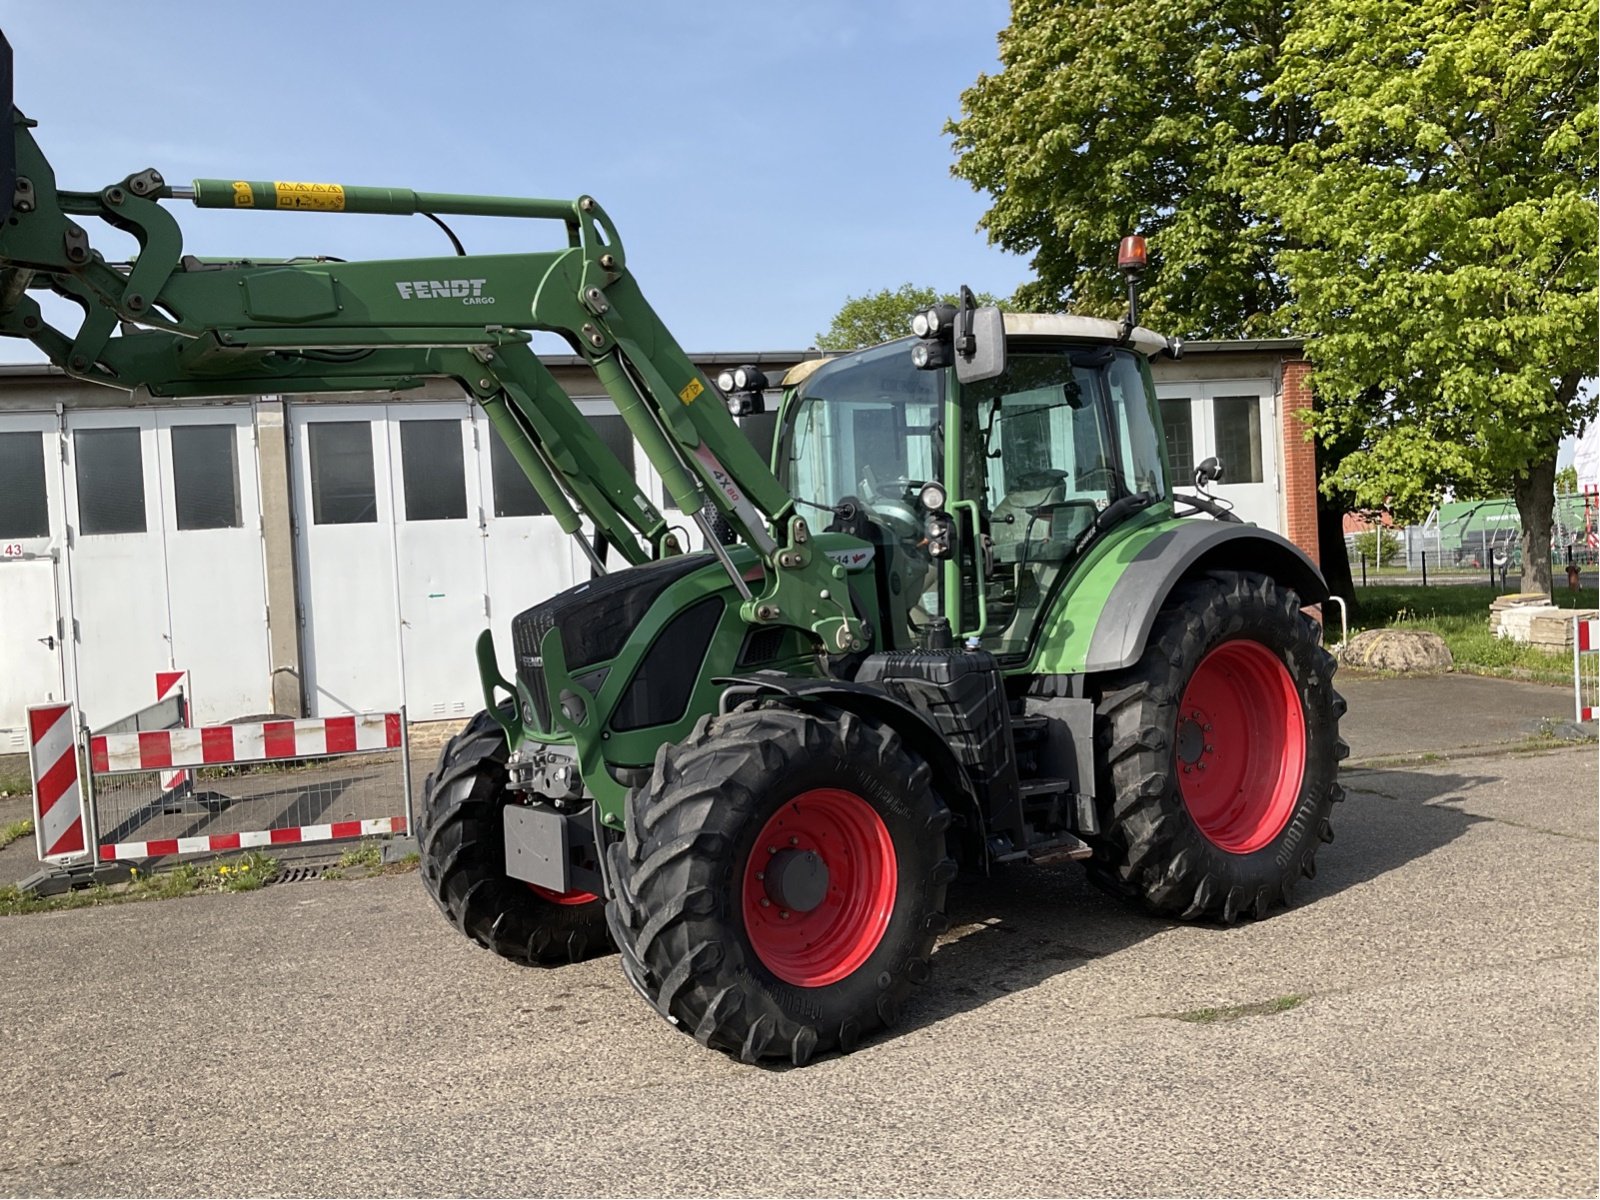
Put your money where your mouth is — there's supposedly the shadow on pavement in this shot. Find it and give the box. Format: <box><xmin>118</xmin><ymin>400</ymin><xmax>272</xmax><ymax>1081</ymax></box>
<box><xmin>894</xmin><ymin>768</ymin><xmax>1491</xmax><ymax>1040</ymax></box>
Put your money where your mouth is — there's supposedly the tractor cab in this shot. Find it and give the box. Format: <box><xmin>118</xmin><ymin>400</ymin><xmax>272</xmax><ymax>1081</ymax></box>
<box><xmin>775</xmin><ymin>312</ymin><xmax>1176</xmax><ymax>659</ymax></box>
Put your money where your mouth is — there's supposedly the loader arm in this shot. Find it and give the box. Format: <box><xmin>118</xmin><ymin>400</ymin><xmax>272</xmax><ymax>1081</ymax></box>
<box><xmin>0</xmin><ymin>83</ymin><xmax>864</xmax><ymax>655</ymax></box>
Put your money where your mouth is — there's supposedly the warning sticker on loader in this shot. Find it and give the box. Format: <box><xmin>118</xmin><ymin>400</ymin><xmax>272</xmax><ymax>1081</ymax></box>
<box><xmin>273</xmin><ymin>182</ymin><xmax>346</xmax><ymax>212</ymax></box>
<box><xmin>678</xmin><ymin>377</ymin><xmax>704</xmax><ymax>405</ymax></box>
<box><xmin>232</xmin><ymin>181</ymin><xmax>253</xmax><ymax>207</ymax></box>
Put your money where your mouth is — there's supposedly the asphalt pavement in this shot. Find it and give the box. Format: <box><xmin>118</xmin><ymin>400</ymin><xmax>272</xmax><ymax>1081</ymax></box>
<box><xmin>0</xmin><ymin>675</ymin><xmax>1595</xmax><ymax>1197</ymax></box>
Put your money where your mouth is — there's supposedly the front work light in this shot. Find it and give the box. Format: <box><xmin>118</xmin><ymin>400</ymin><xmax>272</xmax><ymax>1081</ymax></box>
<box><xmin>911</xmin><ymin>340</ymin><xmax>952</xmax><ymax>370</ymax></box>
<box><xmin>911</xmin><ymin>303</ymin><xmax>957</xmax><ymax>339</ymax></box>
<box><xmin>717</xmin><ymin>364</ymin><xmax>769</xmax><ymax>416</ymax></box>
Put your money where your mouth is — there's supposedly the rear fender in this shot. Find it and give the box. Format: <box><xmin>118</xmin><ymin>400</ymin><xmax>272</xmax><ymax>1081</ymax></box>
<box><xmin>716</xmin><ymin>674</ymin><xmax>988</xmax><ymax>867</ymax></box>
<box><xmin>1082</xmin><ymin>523</ymin><xmax>1329</xmax><ymax>673</ymax></box>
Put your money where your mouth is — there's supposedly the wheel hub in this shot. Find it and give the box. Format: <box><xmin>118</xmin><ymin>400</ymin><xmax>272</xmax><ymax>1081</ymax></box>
<box><xmin>1175</xmin><ymin>639</ymin><xmax>1306</xmax><ymax>855</ymax></box>
<box><xmin>741</xmin><ymin>787</ymin><xmax>898</xmax><ymax>988</ymax></box>
<box><xmin>764</xmin><ymin>848</ymin><xmax>830</xmax><ymax>912</ymax></box>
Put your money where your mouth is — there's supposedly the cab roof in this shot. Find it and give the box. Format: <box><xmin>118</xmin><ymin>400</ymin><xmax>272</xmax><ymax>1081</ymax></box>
<box><xmin>782</xmin><ymin>314</ymin><xmax>1171</xmax><ymax>387</ymax></box>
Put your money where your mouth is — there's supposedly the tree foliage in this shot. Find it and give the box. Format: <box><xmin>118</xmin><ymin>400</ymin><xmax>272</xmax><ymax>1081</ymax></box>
<box><xmin>947</xmin><ymin>1</ymin><xmax>1309</xmax><ymax>337</ymax></box>
<box><xmin>949</xmin><ymin>0</ymin><xmax>1596</xmax><ymax>596</ymax></box>
<box><xmin>1251</xmin><ymin>0</ymin><xmax>1597</xmax><ymax>592</ymax></box>
<box><xmin>816</xmin><ymin>284</ymin><xmax>999</xmax><ymax>352</ymax></box>
<box><xmin>1556</xmin><ymin>465</ymin><xmax>1579</xmax><ymax>495</ymax></box>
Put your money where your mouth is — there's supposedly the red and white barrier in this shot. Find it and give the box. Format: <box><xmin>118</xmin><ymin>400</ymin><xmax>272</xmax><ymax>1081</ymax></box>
<box><xmin>1576</xmin><ymin>619</ymin><xmax>1599</xmax><ymax>723</ymax></box>
<box><xmin>99</xmin><ymin>816</ymin><xmax>407</xmax><ymax>863</ymax></box>
<box><xmin>90</xmin><ymin>712</ymin><xmax>401</xmax><ymax>775</ymax></box>
<box><xmin>26</xmin><ymin>703</ymin><xmax>88</xmax><ymax>862</ymax></box>
<box><xmin>154</xmin><ymin>670</ymin><xmax>190</xmax><ymax>800</ymax></box>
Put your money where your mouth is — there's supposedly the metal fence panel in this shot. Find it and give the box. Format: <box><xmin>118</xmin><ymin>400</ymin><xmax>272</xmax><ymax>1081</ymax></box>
<box><xmin>86</xmin><ymin>712</ymin><xmax>412</xmax><ymax>863</ymax></box>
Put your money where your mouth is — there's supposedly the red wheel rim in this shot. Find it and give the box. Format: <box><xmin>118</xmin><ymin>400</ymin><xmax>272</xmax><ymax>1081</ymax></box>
<box><xmin>741</xmin><ymin>788</ymin><xmax>898</xmax><ymax>987</ymax></box>
<box><xmin>1175</xmin><ymin>639</ymin><xmax>1306</xmax><ymax>854</ymax></box>
<box><xmin>527</xmin><ymin>883</ymin><xmax>599</xmax><ymax>906</ymax></box>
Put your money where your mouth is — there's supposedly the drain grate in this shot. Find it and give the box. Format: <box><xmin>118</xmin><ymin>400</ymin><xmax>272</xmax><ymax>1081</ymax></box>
<box><xmin>272</xmin><ymin>864</ymin><xmax>326</xmax><ymax>885</ymax></box>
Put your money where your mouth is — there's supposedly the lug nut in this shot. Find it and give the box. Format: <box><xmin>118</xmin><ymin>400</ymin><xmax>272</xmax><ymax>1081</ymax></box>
<box><xmin>779</xmin><ymin>910</ymin><xmax>790</xmax><ymax>920</ymax></box>
<box><xmin>755</xmin><ymin>871</ymin><xmax>764</xmax><ymax>881</ymax></box>
<box><xmin>760</xmin><ymin>898</ymin><xmax>771</xmax><ymax>907</ymax></box>
<box><xmin>1205</xmin><ymin>744</ymin><xmax>1214</xmax><ymax>753</ymax></box>
<box><xmin>790</xmin><ymin>836</ymin><xmax>798</xmax><ymax>846</ymax></box>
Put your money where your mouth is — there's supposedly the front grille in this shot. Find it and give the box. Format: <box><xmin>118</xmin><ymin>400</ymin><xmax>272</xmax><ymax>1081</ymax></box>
<box><xmin>509</xmin><ymin>553</ymin><xmax>715</xmax><ymax>732</ymax></box>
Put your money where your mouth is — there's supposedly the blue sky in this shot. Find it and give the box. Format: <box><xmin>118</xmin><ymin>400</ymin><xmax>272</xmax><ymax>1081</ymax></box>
<box><xmin>0</xmin><ymin>0</ymin><xmax>1027</xmax><ymax>353</ymax></box>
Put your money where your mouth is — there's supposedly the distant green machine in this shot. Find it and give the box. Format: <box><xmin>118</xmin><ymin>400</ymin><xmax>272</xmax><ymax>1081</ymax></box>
<box><xmin>0</xmin><ymin>30</ymin><xmax>1344</xmax><ymax>1065</ymax></box>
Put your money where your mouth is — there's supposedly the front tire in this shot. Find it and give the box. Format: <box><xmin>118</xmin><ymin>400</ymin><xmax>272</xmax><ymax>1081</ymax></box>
<box><xmin>606</xmin><ymin>705</ymin><xmax>955</xmax><ymax>1065</ymax></box>
<box><xmin>418</xmin><ymin>710</ymin><xmax>611</xmax><ymax>965</ymax></box>
<box><xmin>1087</xmin><ymin>570</ymin><xmax>1347</xmax><ymax>921</ymax></box>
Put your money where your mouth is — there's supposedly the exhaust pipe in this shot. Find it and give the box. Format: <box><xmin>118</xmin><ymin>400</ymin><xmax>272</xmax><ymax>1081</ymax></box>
<box><xmin>0</xmin><ymin>31</ymin><xmax>12</xmax><ymax>224</ymax></box>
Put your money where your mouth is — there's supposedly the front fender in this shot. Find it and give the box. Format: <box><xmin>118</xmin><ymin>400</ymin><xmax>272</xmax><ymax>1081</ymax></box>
<box><xmin>715</xmin><ymin>673</ymin><xmax>989</xmax><ymax>865</ymax></box>
<box><xmin>1027</xmin><ymin>515</ymin><xmax>1329</xmax><ymax>676</ymax></box>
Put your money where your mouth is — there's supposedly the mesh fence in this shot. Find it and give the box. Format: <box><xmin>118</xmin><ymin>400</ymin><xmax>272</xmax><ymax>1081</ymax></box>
<box><xmin>90</xmin><ymin>746</ymin><xmax>411</xmax><ymax>862</ymax></box>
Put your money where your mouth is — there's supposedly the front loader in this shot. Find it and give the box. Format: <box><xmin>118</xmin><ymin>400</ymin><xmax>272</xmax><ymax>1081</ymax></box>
<box><xmin>0</xmin><ymin>34</ymin><xmax>1344</xmax><ymax>1066</ymax></box>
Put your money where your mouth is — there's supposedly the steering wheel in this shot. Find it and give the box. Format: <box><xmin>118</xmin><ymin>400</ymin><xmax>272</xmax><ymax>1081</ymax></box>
<box><xmin>1021</xmin><ymin>498</ymin><xmax>1102</xmax><ymax>545</ymax></box>
<box><xmin>1013</xmin><ymin>468</ymin><xmax>1069</xmax><ymax>490</ymax></box>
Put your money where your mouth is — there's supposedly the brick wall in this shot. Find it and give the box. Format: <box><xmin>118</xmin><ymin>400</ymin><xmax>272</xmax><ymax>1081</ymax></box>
<box><xmin>1280</xmin><ymin>360</ymin><xmax>1320</xmax><ymax>564</ymax></box>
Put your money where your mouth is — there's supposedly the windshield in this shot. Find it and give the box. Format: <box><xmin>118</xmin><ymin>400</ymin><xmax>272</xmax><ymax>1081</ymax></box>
<box><xmin>779</xmin><ymin>339</ymin><xmax>944</xmax><ymax>637</ymax></box>
<box><xmin>969</xmin><ymin>346</ymin><xmax>1166</xmax><ymax>655</ymax></box>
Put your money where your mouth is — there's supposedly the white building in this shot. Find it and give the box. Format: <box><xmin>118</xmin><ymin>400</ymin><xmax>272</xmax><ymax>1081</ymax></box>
<box><xmin>0</xmin><ymin>341</ymin><xmax>1316</xmax><ymax>747</ymax></box>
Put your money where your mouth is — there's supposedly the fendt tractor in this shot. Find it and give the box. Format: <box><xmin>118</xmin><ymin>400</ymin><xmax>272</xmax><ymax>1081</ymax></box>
<box><xmin>0</xmin><ymin>34</ymin><xmax>1344</xmax><ymax>1065</ymax></box>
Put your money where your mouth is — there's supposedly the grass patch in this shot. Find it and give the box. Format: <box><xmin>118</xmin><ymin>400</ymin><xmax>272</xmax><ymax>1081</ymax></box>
<box><xmin>0</xmin><ymin>754</ymin><xmax>31</xmax><ymax>797</ymax></box>
<box><xmin>1348</xmin><ymin>584</ymin><xmax>1597</xmax><ymax>684</ymax></box>
<box><xmin>0</xmin><ymin>817</ymin><xmax>33</xmax><ymax>850</ymax></box>
<box><xmin>0</xmin><ymin>851</ymin><xmax>280</xmax><ymax>916</ymax></box>
<box><xmin>1161</xmin><ymin>994</ymin><xmax>1308</xmax><ymax>1024</ymax></box>
<box><xmin>324</xmin><ymin>841</ymin><xmax>388</xmax><ymax>880</ymax></box>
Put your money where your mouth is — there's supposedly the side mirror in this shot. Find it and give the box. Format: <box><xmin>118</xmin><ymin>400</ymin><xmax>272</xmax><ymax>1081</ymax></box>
<box><xmin>1194</xmin><ymin>456</ymin><xmax>1223</xmax><ymax>490</ymax></box>
<box><xmin>953</xmin><ymin>284</ymin><xmax>1006</xmax><ymax>383</ymax></box>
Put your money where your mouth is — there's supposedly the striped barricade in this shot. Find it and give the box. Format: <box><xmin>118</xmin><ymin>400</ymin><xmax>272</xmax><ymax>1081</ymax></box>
<box><xmin>1576</xmin><ymin>618</ymin><xmax>1598</xmax><ymax>723</ymax></box>
<box><xmin>86</xmin><ymin>711</ymin><xmax>411</xmax><ymax>864</ymax></box>
<box><xmin>26</xmin><ymin>703</ymin><xmax>88</xmax><ymax>863</ymax></box>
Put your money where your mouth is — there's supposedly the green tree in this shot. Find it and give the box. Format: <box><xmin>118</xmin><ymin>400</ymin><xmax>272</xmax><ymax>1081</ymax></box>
<box><xmin>1351</xmin><ymin>528</ymin><xmax>1403</xmax><ymax>567</ymax></box>
<box><xmin>946</xmin><ymin>0</ymin><xmax>1311</xmax><ymax>337</ymax></box>
<box><xmin>1556</xmin><ymin>464</ymin><xmax>1579</xmax><ymax>495</ymax></box>
<box><xmin>945</xmin><ymin>0</ymin><xmax>1369</xmax><ymax>606</ymax></box>
<box><xmin>1252</xmin><ymin>0</ymin><xmax>1598</xmax><ymax>597</ymax></box>
<box><xmin>816</xmin><ymin>284</ymin><xmax>999</xmax><ymax>352</ymax></box>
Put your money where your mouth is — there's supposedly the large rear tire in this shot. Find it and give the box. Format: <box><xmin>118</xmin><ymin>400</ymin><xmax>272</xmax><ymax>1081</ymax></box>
<box><xmin>1087</xmin><ymin>570</ymin><xmax>1347</xmax><ymax>921</ymax></box>
<box><xmin>606</xmin><ymin>705</ymin><xmax>955</xmax><ymax>1065</ymax></box>
<box><xmin>418</xmin><ymin>710</ymin><xmax>611</xmax><ymax>965</ymax></box>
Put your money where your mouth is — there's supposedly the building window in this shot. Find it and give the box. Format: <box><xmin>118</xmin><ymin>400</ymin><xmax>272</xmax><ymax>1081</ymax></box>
<box><xmin>171</xmin><ymin>424</ymin><xmax>242</xmax><ymax>530</ymax></box>
<box><xmin>1213</xmin><ymin>395</ymin><xmax>1264</xmax><ymax>484</ymax></box>
<box><xmin>75</xmin><ymin>427</ymin><xmax>147</xmax><ymax>535</ymax></box>
<box><xmin>592</xmin><ymin>414</ymin><xmax>636</xmax><ymax>482</ymax></box>
<box><xmin>490</xmin><ymin>434</ymin><xmax>547</xmax><ymax>518</ymax></box>
<box><xmin>308</xmin><ymin>421</ymin><xmax>377</xmax><ymax>525</ymax></box>
<box><xmin>1159</xmin><ymin>398</ymin><xmax>1194</xmax><ymax>484</ymax></box>
<box><xmin>0</xmin><ymin>431</ymin><xmax>49</xmax><ymax>539</ymax></box>
<box><xmin>398</xmin><ymin>420</ymin><xmax>467</xmax><ymax>521</ymax></box>
<box><xmin>488</xmin><ymin>412</ymin><xmax>637</xmax><ymax>520</ymax></box>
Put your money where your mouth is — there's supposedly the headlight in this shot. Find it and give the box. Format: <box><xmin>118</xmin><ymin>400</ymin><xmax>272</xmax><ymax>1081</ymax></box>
<box><xmin>716</xmin><ymin>370</ymin><xmax>736</xmax><ymax>392</ymax></box>
<box><xmin>918</xmin><ymin>482</ymin><xmax>947</xmax><ymax>512</ymax></box>
<box><xmin>733</xmin><ymin>367</ymin><xmax>749</xmax><ymax>389</ymax></box>
<box><xmin>911</xmin><ymin>310</ymin><xmax>932</xmax><ymax>338</ymax></box>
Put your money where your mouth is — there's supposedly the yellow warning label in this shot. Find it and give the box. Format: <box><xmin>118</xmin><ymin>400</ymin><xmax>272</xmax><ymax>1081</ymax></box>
<box><xmin>678</xmin><ymin>377</ymin><xmax>704</xmax><ymax>405</ymax></box>
<box><xmin>273</xmin><ymin>181</ymin><xmax>346</xmax><ymax>212</ymax></box>
<box><xmin>232</xmin><ymin>181</ymin><xmax>253</xmax><ymax>208</ymax></box>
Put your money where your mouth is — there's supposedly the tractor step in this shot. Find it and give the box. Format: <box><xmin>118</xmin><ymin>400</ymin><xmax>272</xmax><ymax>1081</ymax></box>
<box><xmin>991</xmin><ymin>830</ymin><xmax>1094</xmax><ymax>865</ymax></box>
<box><xmin>1018</xmin><ymin>777</ymin><xmax>1073</xmax><ymax>799</ymax></box>
<box><xmin>1028</xmin><ymin>833</ymin><xmax>1094</xmax><ymax>865</ymax></box>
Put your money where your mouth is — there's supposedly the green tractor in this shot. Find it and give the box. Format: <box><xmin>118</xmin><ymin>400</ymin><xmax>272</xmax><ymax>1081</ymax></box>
<box><xmin>422</xmin><ymin>269</ymin><xmax>1346</xmax><ymax>1064</ymax></box>
<box><xmin>0</xmin><ymin>37</ymin><xmax>1344</xmax><ymax>1066</ymax></box>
